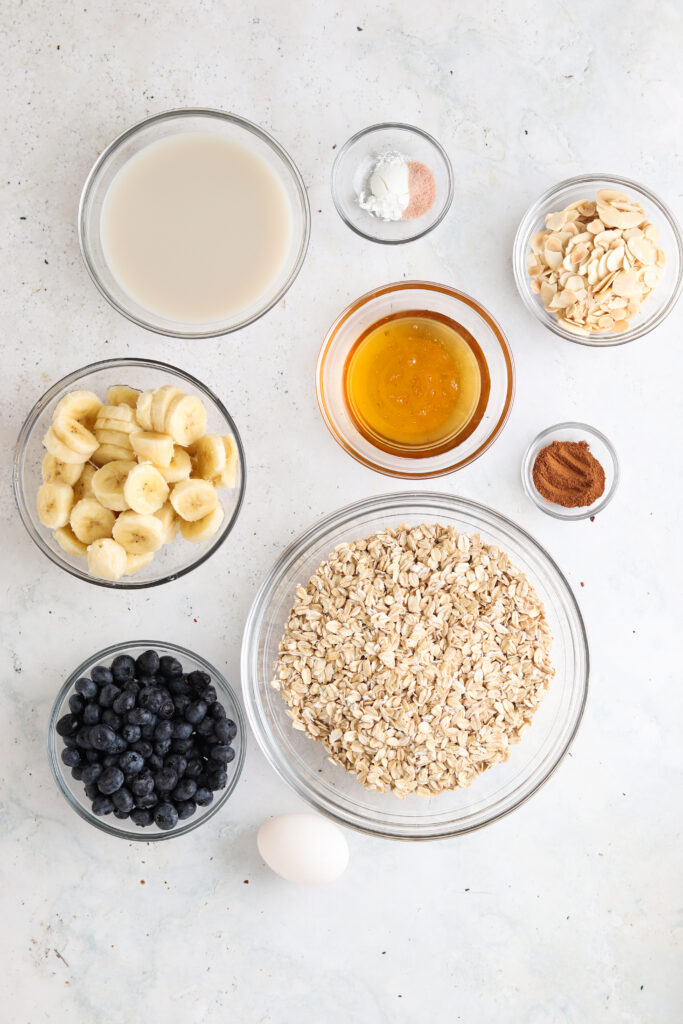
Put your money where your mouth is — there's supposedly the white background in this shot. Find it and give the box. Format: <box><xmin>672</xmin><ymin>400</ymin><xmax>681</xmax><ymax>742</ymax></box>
<box><xmin>2</xmin><ymin>2</ymin><xmax>681</xmax><ymax>1022</ymax></box>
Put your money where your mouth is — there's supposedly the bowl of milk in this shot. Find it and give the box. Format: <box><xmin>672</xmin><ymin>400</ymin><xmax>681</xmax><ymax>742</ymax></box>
<box><xmin>79</xmin><ymin>109</ymin><xmax>310</xmax><ymax>337</ymax></box>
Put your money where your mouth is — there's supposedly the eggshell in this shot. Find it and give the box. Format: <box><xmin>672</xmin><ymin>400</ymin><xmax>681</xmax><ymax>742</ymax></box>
<box><xmin>257</xmin><ymin>813</ymin><xmax>349</xmax><ymax>885</ymax></box>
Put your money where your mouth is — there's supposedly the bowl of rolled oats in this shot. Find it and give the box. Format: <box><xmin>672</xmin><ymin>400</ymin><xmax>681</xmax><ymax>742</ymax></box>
<box><xmin>513</xmin><ymin>173</ymin><xmax>682</xmax><ymax>346</ymax></box>
<box><xmin>241</xmin><ymin>492</ymin><xmax>588</xmax><ymax>840</ymax></box>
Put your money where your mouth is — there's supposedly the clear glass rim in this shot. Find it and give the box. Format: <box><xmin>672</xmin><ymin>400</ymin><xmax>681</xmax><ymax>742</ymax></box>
<box><xmin>331</xmin><ymin>122</ymin><xmax>454</xmax><ymax>244</ymax></box>
<box><xmin>521</xmin><ymin>421</ymin><xmax>620</xmax><ymax>521</ymax></box>
<box><xmin>78</xmin><ymin>107</ymin><xmax>311</xmax><ymax>338</ymax></box>
<box><xmin>512</xmin><ymin>172</ymin><xmax>683</xmax><ymax>347</ymax></box>
<box><xmin>47</xmin><ymin>639</ymin><xmax>247</xmax><ymax>841</ymax></box>
<box><xmin>241</xmin><ymin>490</ymin><xmax>590</xmax><ymax>840</ymax></box>
<box><xmin>12</xmin><ymin>357</ymin><xmax>247</xmax><ymax>589</ymax></box>
<box><xmin>315</xmin><ymin>280</ymin><xmax>516</xmax><ymax>478</ymax></box>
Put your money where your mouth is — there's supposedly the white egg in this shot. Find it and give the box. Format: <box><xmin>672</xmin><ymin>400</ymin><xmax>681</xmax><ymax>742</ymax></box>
<box><xmin>257</xmin><ymin>813</ymin><xmax>349</xmax><ymax>885</ymax></box>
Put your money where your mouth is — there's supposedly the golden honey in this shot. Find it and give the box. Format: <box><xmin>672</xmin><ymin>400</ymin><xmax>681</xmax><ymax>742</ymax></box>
<box><xmin>343</xmin><ymin>311</ymin><xmax>490</xmax><ymax>457</ymax></box>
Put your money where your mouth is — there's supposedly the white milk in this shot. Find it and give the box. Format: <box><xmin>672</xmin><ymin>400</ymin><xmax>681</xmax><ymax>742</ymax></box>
<box><xmin>100</xmin><ymin>133</ymin><xmax>292</xmax><ymax>324</ymax></box>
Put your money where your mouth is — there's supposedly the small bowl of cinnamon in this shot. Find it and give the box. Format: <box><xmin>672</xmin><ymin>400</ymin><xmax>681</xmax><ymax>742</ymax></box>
<box><xmin>522</xmin><ymin>422</ymin><xmax>619</xmax><ymax>520</ymax></box>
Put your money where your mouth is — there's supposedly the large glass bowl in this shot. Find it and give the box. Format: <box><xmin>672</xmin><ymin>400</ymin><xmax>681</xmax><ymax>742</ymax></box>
<box><xmin>513</xmin><ymin>173</ymin><xmax>683</xmax><ymax>347</ymax></box>
<box><xmin>241</xmin><ymin>492</ymin><xmax>589</xmax><ymax>840</ymax></box>
<box><xmin>316</xmin><ymin>281</ymin><xmax>515</xmax><ymax>478</ymax></box>
<box><xmin>13</xmin><ymin>357</ymin><xmax>246</xmax><ymax>589</ymax></box>
<box><xmin>48</xmin><ymin>641</ymin><xmax>246</xmax><ymax>841</ymax></box>
<box><xmin>79</xmin><ymin>108</ymin><xmax>310</xmax><ymax>338</ymax></box>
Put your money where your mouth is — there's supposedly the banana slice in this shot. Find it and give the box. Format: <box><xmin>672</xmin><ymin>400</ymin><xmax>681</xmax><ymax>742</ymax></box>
<box><xmin>41</xmin><ymin>453</ymin><xmax>84</xmax><ymax>486</ymax></box>
<box><xmin>124</xmin><ymin>551</ymin><xmax>155</xmax><ymax>576</ymax></box>
<box><xmin>92</xmin><ymin>459</ymin><xmax>136</xmax><ymax>511</ymax></box>
<box><xmin>54</xmin><ymin>390</ymin><xmax>102</xmax><ymax>429</ymax></box>
<box><xmin>91</xmin><ymin>443</ymin><xmax>136</xmax><ymax>466</ymax></box>
<box><xmin>54</xmin><ymin>524</ymin><xmax>87</xmax><ymax>557</ymax></box>
<box><xmin>157</xmin><ymin>446</ymin><xmax>192</xmax><ymax>483</ymax></box>
<box><xmin>188</xmin><ymin>433</ymin><xmax>225</xmax><ymax>480</ymax></box>
<box><xmin>44</xmin><ymin>425</ymin><xmax>89</xmax><ymax>464</ymax></box>
<box><xmin>112</xmin><ymin>511</ymin><xmax>164</xmax><ymax>554</ymax></box>
<box><xmin>170</xmin><ymin>478</ymin><xmax>218</xmax><ymax>522</ymax></box>
<box><xmin>95</xmin><ymin>403</ymin><xmax>137</xmax><ymax>427</ymax></box>
<box><xmin>70</xmin><ymin>497</ymin><xmax>116</xmax><ymax>544</ymax></box>
<box><xmin>165</xmin><ymin>394</ymin><xmax>207</xmax><ymax>446</ymax></box>
<box><xmin>106</xmin><ymin>385</ymin><xmax>141</xmax><ymax>409</ymax></box>
<box><xmin>153</xmin><ymin>501</ymin><xmax>180</xmax><ymax>544</ymax></box>
<box><xmin>36</xmin><ymin>481</ymin><xmax>74</xmax><ymax>528</ymax></box>
<box><xmin>87</xmin><ymin>538</ymin><xmax>128</xmax><ymax>580</ymax></box>
<box><xmin>180</xmin><ymin>503</ymin><xmax>225</xmax><ymax>543</ymax></box>
<box><xmin>95</xmin><ymin>428</ymin><xmax>134</xmax><ymax>449</ymax></box>
<box><xmin>123</xmin><ymin>463</ymin><xmax>169</xmax><ymax>514</ymax></box>
<box><xmin>73</xmin><ymin>464</ymin><xmax>96</xmax><ymax>501</ymax></box>
<box><xmin>135</xmin><ymin>390</ymin><xmax>155</xmax><ymax>431</ymax></box>
<box><xmin>130</xmin><ymin>431</ymin><xmax>174</xmax><ymax>467</ymax></box>
<box><xmin>95</xmin><ymin>415</ymin><xmax>137</xmax><ymax>435</ymax></box>
<box><xmin>212</xmin><ymin>436</ymin><xmax>239</xmax><ymax>488</ymax></box>
<box><xmin>52</xmin><ymin>414</ymin><xmax>99</xmax><ymax>459</ymax></box>
<box><xmin>151</xmin><ymin>385</ymin><xmax>184</xmax><ymax>432</ymax></box>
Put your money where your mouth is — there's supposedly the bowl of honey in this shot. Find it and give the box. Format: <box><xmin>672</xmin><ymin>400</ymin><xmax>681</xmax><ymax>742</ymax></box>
<box><xmin>316</xmin><ymin>282</ymin><xmax>515</xmax><ymax>478</ymax></box>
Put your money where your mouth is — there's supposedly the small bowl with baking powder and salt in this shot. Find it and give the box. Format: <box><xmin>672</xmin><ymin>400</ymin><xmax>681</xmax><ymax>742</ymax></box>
<box><xmin>522</xmin><ymin>422</ymin><xmax>619</xmax><ymax>521</ymax></box>
<box><xmin>331</xmin><ymin>123</ymin><xmax>453</xmax><ymax>244</ymax></box>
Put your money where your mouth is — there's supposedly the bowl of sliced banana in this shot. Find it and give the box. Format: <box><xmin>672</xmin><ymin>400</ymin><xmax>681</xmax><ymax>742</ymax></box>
<box><xmin>13</xmin><ymin>358</ymin><xmax>246</xmax><ymax>588</ymax></box>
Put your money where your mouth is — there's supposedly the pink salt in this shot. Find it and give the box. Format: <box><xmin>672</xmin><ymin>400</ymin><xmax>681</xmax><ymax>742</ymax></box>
<box><xmin>403</xmin><ymin>161</ymin><xmax>436</xmax><ymax>219</ymax></box>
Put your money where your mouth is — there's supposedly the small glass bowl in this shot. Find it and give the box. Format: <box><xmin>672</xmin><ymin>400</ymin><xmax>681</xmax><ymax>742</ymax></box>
<box><xmin>316</xmin><ymin>281</ymin><xmax>515</xmax><ymax>478</ymax></box>
<box><xmin>331</xmin><ymin>123</ymin><xmax>453</xmax><ymax>243</ymax></box>
<box><xmin>241</xmin><ymin>491</ymin><xmax>589</xmax><ymax>841</ymax></box>
<box><xmin>13</xmin><ymin>357</ymin><xmax>246</xmax><ymax>588</ymax></box>
<box><xmin>48</xmin><ymin>641</ymin><xmax>246</xmax><ymax>841</ymax></box>
<box><xmin>79</xmin><ymin>108</ymin><xmax>310</xmax><ymax>338</ymax></box>
<box><xmin>513</xmin><ymin>173</ymin><xmax>683</xmax><ymax>346</ymax></box>
<box><xmin>522</xmin><ymin>422</ymin><xmax>619</xmax><ymax>521</ymax></box>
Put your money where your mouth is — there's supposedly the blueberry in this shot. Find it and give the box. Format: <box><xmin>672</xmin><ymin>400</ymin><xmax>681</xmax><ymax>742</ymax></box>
<box><xmin>184</xmin><ymin>758</ymin><xmax>203</xmax><ymax>779</ymax></box>
<box><xmin>172</xmin><ymin>778</ymin><xmax>197</xmax><ymax>802</ymax></box>
<box><xmin>215</xmin><ymin>718</ymin><xmax>237</xmax><ymax>743</ymax></box>
<box><xmin>112</xmin><ymin>690</ymin><xmax>135</xmax><ymax>715</ymax></box>
<box><xmin>146</xmin><ymin>754</ymin><xmax>163</xmax><ymax>772</ymax></box>
<box><xmin>136</xmin><ymin>650</ymin><xmax>160</xmax><ymax>676</ymax></box>
<box><xmin>187</xmin><ymin>670</ymin><xmax>211</xmax><ymax>694</ymax></box>
<box><xmin>82</xmin><ymin>763</ymin><xmax>103</xmax><ymax>785</ymax></box>
<box><xmin>68</xmin><ymin>694</ymin><xmax>84</xmax><ymax>715</ymax></box>
<box><xmin>84</xmin><ymin>781</ymin><xmax>100</xmax><ymax>800</ymax></box>
<box><xmin>211</xmin><ymin>745</ymin><xmax>235</xmax><ymax>764</ymax></box>
<box><xmin>159</xmin><ymin>655</ymin><xmax>183</xmax><ymax>678</ymax></box>
<box><xmin>63</xmin><ymin>734</ymin><xmax>79</xmax><ymax>748</ymax></box>
<box><xmin>111</xmin><ymin>654</ymin><xmax>136</xmax><ymax>683</ymax></box>
<box><xmin>76</xmin><ymin>726</ymin><xmax>94</xmax><ymax>749</ymax></box>
<box><xmin>171</xmin><ymin>738</ymin><xmax>194</xmax><ymax>755</ymax></box>
<box><xmin>56</xmin><ymin>713</ymin><xmax>79</xmax><ymax>737</ymax></box>
<box><xmin>131</xmin><ymin>739</ymin><xmax>153</xmax><ymax>759</ymax></box>
<box><xmin>91</xmin><ymin>795</ymin><xmax>114</xmax><ymax>815</ymax></box>
<box><xmin>185</xmin><ymin>700</ymin><xmax>207</xmax><ymax>725</ymax></box>
<box><xmin>130</xmin><ymin>808</ymin><xmax>152</xmax><ymax>827</ymax></box>
<box><xmin>124</xmin><ymin>680</ymin><xmax>141</xmax><ymax>697</ymax></box>
<box><xmin>208</xmin><ymin>769</ymin><xmax>227</xmax><ymax>791</ymax></box>
<box><xmin>208</xmin><ymin>701</ymin><xmax>226</xmax><ymax>720</ymax></box>
<box><xmin>113</xmin><ymin>808</ymin><xmax>130</xmax><ymax>819</ymax></box>
<box><xmin>176</xmin><ymin>799</ymin><xmax>197</xmax><ymax>820</ymax></box>
<box><xmin>91</xmin><ymin>665</ymin><xmax>113</xmax><ymax>686</ymax></box>
<box><xmin>101</xmin><ymin>709</ymin><xmax>122</xmax><ymax>730</ymax></box>
<box><xmin>154</xmin><ymin>739</ymin><xmax>172</xmax><ymax>757</ymax></box>
<box><xmin>102</xmin><ymin>753</ymin><xmax>119</xmax><ymax>767</ymax></box>
<box><xmin>154</xmin><ymin>768</ymin><xmax>178</xmax><ymax>792</ymax></box>
<box><xmin>154</xmin><ymin>802</ymin><xmax>179</xmax><ymax>831</ymax></box>
<box><xmin>61</xmin><ymin>747</ymin><xmax>81</xmax><ymax>767</ymax></box>
<box><xmin>98</xmin><ymin>683</ymin><xmax>121</xmax><ymax>708</ymax></box>
<box><xmin>97</xmin><ymin>766</ymin><xmax>124</xmax><ymax>795</ymax></box>
<box><xmin>140</xmin><ymin>722</ymin><xmax>157</xmax><ymax>740</ymax></box>
<box><xmin>167</xmin><ymin>675</ymin><xmax>189</xmax><ymax>696</ymax></box>
<box><xmin>164</xmin><ymin>754</ymin><xmax>187</xmax><ymax>778</ymax></box>
<box><xmin>127</xmin><ymin>707</ymin><xmax>154</xmax><ymax>727</ymax></box>
<box><xmin>121</xmin><ymin>723</ymin><xmax>141</xmax><ymax>744</ymax></box>
<box><xmin>112</xmin><ymin>787</ymin><xmax>134</xmax><ymax>813</ymax></box>
<box><xmin>135</xmin><ymin>792</ymin><xmax>158</xmax><ymax>810</ymax></box>
<box><xmin>89</xmin><ymin>724</ymin><xmax>117</xmax><ymax>751</ymax></box>
<box><xmin>172</xmin><ymin>693</ymin><xmax>191</xmax><ymax>715</ymax></box>
<box><xmin>153</xmin><ymin>720</ymin><xmax>173</xmax><ymax>742</ymax></box>
<box><xmin>194</xmin><ymin>787</ymin><xmax>213</xmax><ymax>807</ymax></box>
<box><xmin>131</xmin><ymin>771</ymin><xmax>154</xmax><ymax>797</ymax></box>
<box><xmin>172</xmin><ymin>720</ymin><xmax>193</xmax><ymax>740</ymax></box>
<box><xmin>119</xmin><ymin>750</ymin><xmax>144</xmax><ymax>775</ymax></box>
<box><xmin>195</xmin><ymin>717</ymin><xmax>215</xmax><ymax>736</ymax></box>
<box><xmin>71</xmin><ymin>765</ymin><xmax>84</xmax><ymax>781</ymax></box>
<box><xmin>158</xmin><ymin>697</ymin><xmax>175</xmax><ymax>719</ymax></box>
<box><xmin>82</xmin><ymin>702</ymin><xmax>101</xmax><ymax>725</ymax></box>
<box><xmin>136</xmin><ymin>674</ymin><xmax>156</xmax><ymax>689</ymax></box>
<box><xmin>75</xmin><ymin>676</ymin><xmax>98</xmax><ymax>699</ymax></box>
<box><xmin>85</xmin><ymin>750</ymin><xmax>100</xmax><ymax>764</ymax></box>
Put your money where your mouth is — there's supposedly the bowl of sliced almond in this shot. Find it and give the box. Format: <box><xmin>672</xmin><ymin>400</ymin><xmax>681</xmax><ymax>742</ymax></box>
<box><xmin>513</xmin><ymin>173</ymin><xmax>683</xmax><ymax>346</ymax></box>
<box><xmin>13</xmin><ymin>358</ymin><xmax>246</xmax><ymax>588</ymax></box>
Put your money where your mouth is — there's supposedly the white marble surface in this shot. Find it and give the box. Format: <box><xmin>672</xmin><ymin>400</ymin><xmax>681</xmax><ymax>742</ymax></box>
<box><xmin>2</xmin><ymin>1</ymin><xmax>682</xmax><ymax>1021</ymax></box>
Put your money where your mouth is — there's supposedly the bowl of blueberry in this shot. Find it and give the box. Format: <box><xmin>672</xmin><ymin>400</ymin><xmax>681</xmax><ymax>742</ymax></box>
<box><xmin>49</xmin><ymin>641</ymin><xmax>245</xmax><ymax>839</ymax></box>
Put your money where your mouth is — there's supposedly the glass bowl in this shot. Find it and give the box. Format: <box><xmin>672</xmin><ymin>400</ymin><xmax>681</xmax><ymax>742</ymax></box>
<box><xmin>79</xmin><ymin>108</ymin><xmax>310</xmax><ymax>338</ymax></box>
<box><xmin>13</xmin><ymin>357</ymin><xmax>246</xmax><ymax>588</ymax></box>
<box><xmin>316</xmin><ymin>281</ymin><xmax>515</xmax><ymax>478</ymax></box>
<box><xmin>521</xmin><ymin>422</ymin><xmax>619</xmax><ymax>521</ymax></box>
<box><xmin>48</xmin><ymin>640</ymin><xmax>246</xmax><ymax>841</ymax></box>
<box><xmin>331</xmin><ymin>123</ymin><xmax>453</xmax><ymax>243</ymax></box>
<box><xmin>241</xmin><ymin>491</ymin><xmax>589</xmax><ymax>841</ymax></box>
<box><xmin>513</xmin><ymin>173</ymin><xmax>683</xmax><ymax>346</ymax></box>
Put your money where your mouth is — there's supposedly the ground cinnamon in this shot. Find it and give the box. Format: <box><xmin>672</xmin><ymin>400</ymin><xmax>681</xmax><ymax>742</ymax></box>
<box><xmin>532</xmin><ymin>439</ymin><xmax>605</xmax><ymax>508</ymax></box>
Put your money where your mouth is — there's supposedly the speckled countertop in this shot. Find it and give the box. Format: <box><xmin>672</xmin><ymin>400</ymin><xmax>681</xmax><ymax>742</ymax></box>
<box><xmin>2</xmin><ymin>2</ymin><xmax>682</xmax><ymax>1022</ymax></box>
